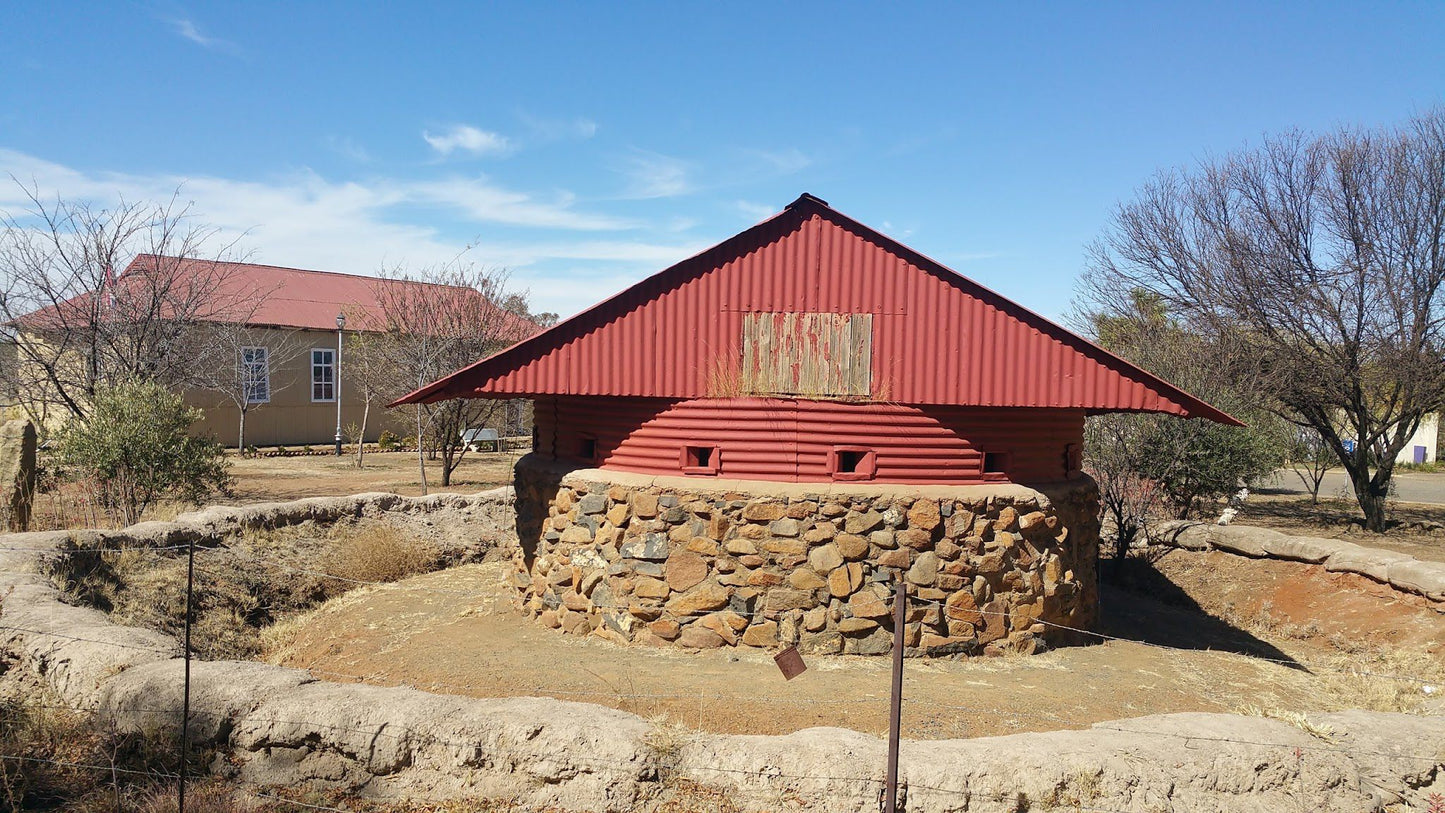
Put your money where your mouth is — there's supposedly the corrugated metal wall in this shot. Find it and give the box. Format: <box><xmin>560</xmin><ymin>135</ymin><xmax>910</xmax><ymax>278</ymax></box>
<box><xmin>432</xmin><ymin>203</ymin><xmax>1224</xmax><ymax>422</ymax></box>
<box><xmin>535</xmin><ymin>396</ymin><xmax>1084</xmax><ymax>485</ymax></box>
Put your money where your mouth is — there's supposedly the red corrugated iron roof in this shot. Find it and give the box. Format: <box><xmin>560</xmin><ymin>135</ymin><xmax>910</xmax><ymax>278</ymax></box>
<box><xmin>394</xmin><ymin>194</ymin><xmax>1240</xmax><ymax>425</ymax></box>
<box><xmin>18</xmin><ymin>255</ymin><xmax>536</xmax><ymax>340</ymax></box>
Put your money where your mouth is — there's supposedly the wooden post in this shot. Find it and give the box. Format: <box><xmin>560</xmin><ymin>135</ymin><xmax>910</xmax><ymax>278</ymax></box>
<box><xmin>884</xmin><ymin>579</ymin><xmax>904</xmax><ymax>812</ymax></box>
<box><xmin>178</xmin><ymin>536</ymin><xmax>194</xmax><ymax>812</ymax></box>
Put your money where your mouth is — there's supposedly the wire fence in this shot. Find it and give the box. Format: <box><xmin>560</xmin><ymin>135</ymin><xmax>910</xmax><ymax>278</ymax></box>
<box><xmin>1</xmin><ymin>538</ymin><xmax>1442</xmax><ymax>812</ymax></box>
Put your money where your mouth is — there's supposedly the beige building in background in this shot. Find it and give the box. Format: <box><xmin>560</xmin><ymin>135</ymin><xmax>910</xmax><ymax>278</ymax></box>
<box><xmin>9</xmin><ymin>255</ymin><xmax>536</xmax><ymax>449</ymax></box>
<box><xmin>184</xmin><ymin>324</ymin><xmax>400</xmax><ymax>448</ymax></box>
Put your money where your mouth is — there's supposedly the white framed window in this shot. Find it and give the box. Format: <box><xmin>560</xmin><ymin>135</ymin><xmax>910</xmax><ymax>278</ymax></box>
<box><xmin>241</xmin><ymin>346</ymin><xmax>270</xmax><ymax>404</ymax></box>
<box><xmin>311</xmin><ymin>348</ymin><xmax>336</xmax><ymax>402</ymax></box>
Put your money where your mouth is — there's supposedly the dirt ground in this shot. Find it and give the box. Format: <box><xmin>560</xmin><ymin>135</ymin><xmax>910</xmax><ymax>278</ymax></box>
<box><xmin>264</xmin><ymin>549</ymin><xmax>1445</xmax><ymax>741</ymax></box>
<box><xmin>29</xmin><ymin>450</ymin><xmax>522</xmax><ymax>530</ymax></box>
<box><xmin>224</xmin><ymin>450</ymin><xmax>522</xmax><ymax>502</ymax></box>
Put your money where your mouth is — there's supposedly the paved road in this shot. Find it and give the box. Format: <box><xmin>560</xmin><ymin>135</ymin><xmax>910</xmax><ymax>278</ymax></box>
<box><xmin>1262</xmin><ymin>468</ymin><xmax>1445</xmax><ymax>506</ymax></box>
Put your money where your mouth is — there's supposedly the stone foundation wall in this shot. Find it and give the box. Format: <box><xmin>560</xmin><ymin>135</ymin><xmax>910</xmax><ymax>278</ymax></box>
<box><xmin>511</xmin><ymin>456</ymin><xmax>1100</xmax><ymax>656</ymax></box>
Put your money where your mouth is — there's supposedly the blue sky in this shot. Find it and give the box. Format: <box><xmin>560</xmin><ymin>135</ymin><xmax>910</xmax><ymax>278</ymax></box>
<box><xmin>2</xmin><ymin>3</ymin><xmax>1442</xmax><ymax>321</ymax></box>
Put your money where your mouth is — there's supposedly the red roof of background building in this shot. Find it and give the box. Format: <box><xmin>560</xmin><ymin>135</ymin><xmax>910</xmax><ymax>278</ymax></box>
<box><xmin>18</xmin><ymin>255</ymin><xmax>537</xmax><ymax>340</ymax></box>
<box><xmin>396</xmin><ymin>194</ymin><xmax>1240</xmax><ymax>425</ymax></box>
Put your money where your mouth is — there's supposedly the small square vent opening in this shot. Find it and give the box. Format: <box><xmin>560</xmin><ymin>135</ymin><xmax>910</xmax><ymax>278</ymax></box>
<box><xmin>578</xmin><ymin>436</ymin><xmax>598</xmax><ymax>462</ymax></box>
<box><xmin>982</xmin><ymin>451</ymin><xmax>1009</xmax><ymax>481</ymax></box>
<box><xmin>681</xmin><ymin>444</ymin><xmax>720</xmax><ymax>475</ymax></box>
<box><xmin>830</xmin><ymin>446</ymin><xmax>877</xmax><ymax>481</ymax></box>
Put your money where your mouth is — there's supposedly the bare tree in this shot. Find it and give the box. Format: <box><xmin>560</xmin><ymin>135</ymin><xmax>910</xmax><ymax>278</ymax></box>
<box><xmin>1288</xmin><ymin>427</ymin><xmax>1337</xmax><ymax>504</ymax></box>
<box><xmin>0</xmin><ymin>183</ymin><xmax>244</xmax><ymax>427</ymax></box>
<box><xmin>1085</xmin><ymin>108</ymin><xmax>1445</xmax><ymax>531</ymax></box>
<box><xmin>373</xmin><ymin>260</ymin><xmax>534</xmax><ymax>492</ymax></box>
<box><xmin>338</xmin><ymin>322</ymin><xmax>399</xmax><ymax>468</ymax></box>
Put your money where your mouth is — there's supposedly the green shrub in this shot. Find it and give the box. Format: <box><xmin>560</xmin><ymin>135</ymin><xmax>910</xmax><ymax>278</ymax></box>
<box><xmin>378</xmin><ymin>430</ymin><xmax>401</xmax><ymax>450</ymax></box>
<box><xmin>57</xmin><ymin>380</ymin><xmax>230</xmax><ymax>526</ymax></box>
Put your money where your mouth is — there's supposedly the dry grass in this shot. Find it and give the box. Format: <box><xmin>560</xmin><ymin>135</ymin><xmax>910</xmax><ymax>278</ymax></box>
<box><xmin>321</xmin><ymin>522</ymin><xmax>439</xmax><ymax>585</ymax></box>
<box><xmin>0</xmin><ymin>681</ymin><xmax>224</xmax><ymax>812</ymax></box>
<box><xmin>46</xmin><ymin>520</ymin><xmax>441</xmax><ymax>662</ymax></box>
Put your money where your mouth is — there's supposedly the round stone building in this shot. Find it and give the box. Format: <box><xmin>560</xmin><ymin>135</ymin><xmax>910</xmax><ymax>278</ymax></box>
<box><xmin>398</xmin><ymin>194</ymin><xmax>1236</xmax><ymax>656</ymax></box>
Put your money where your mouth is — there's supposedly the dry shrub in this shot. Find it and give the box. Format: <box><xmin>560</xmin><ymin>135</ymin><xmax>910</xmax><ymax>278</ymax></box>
<box><xmin>0</xmin><ymin>682</ymin><xmax>217</xmax><ymax>812</ymax></box>
<box><xmin>322</xmin><ymin>523</ymin><xmax>439</xmax><ymax>585</ymax></box>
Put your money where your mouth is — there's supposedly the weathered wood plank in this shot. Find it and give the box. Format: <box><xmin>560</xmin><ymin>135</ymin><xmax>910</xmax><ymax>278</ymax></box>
<box><xmin>741</xmin><ymin>312</ymin><xmax>872</xmax><ymax>397</ymax></box>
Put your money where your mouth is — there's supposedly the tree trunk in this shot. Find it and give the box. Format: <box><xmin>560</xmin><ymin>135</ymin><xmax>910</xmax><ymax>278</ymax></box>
<box><xmin>237</xmin><ymin>407</ymin><xmax>247</xmax><ymax>452</ymax></box>
<box><xmin>1347</xmin><ymin>463</ymin><xmax>1388</xmax><ymax>532</ymax></box>
<box><xmin>415</xmin><ymin>409</ymin><xmax>428</xmax><ymax>496</ymax></box>
<box><xmin>355</xmin><ymin>399</ymin><xmax>369</xmax><ymax>469</ymax></box>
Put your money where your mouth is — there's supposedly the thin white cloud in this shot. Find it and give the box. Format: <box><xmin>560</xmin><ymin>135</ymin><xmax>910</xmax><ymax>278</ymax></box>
<box><xmin>404</xmin><ymin>178</ymin><xmax>635</xmax><ymax>230</ymax></box>
<box><xmin>617</xmin><ymin>150</ymin><xmax>691</xmax><ymax>199</ymax></box>
<box><xmin>323</xmin><ymin>135</ymin><xmax>371</xmax><ymax>163</ymax></box>
<box><xmin>423</xmin><ymin>125</ymin><xmax>511</xmax><ymax>157</ymax></box>
<box><xmin>735</xmin><ymin>200</ymin><xmax>776</xmax><ymax>222</ymax></box>
<box><xmin>0</xmin><ymin>149</ymin><xmax>699</xmax><ymax>319</ymax></box>
<box><xmin>166</xmin><ymin>18</ymin><xmax>240</xmax><ymax>54</ymax></box>
<box><xmin>745</xmin><ymin>148</ymin><xmax>812</xmax><ymax>175</ymax></box>
<box><xmin>517</xmin><ymin>113</ymin><xmax>598</xmax><ymax>143</ymax></box>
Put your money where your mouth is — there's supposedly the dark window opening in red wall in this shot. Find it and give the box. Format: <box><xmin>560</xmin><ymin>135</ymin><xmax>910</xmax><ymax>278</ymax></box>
<box><xmin>578</xmin><ymin>436</ymin><xmax>598</xmax><ymax>463</ymax></box>
<box><xmin>680</xmin><ymin>445</ymin><xmax>720</xmax><ymax>475</ymax></box>
<box><xmin>982</xmin><ymin>451</ymin><xmax>1009</xmax><ymax>482</ymax></box>
<box><xmin>830</xmin><ymin>446</ymin><xmax>877</xmax><ymax>481</ymax></box>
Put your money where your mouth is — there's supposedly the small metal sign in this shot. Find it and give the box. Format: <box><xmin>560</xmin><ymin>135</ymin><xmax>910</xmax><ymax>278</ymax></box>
<box><xmin>774</xmin><ymin>645</ymin><xmax>806</xmax><ymax>680</ymax></box>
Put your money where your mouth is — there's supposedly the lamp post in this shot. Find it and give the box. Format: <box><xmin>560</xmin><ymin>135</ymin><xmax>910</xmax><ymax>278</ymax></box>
<box><xmin>334</xmin><ymin>311</ymin><xmax>345</xmax><ymax>456</ymax></box>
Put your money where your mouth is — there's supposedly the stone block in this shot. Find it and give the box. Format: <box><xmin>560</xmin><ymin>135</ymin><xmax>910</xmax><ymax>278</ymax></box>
<box><xmin>762</xmin><ymin>588</ymin><xmax>815</xmax><ymax>614</ymax></box>
<box><xmin>666</xmin><ymin>580</ymin><xmax>731</xmax><ymax>615</ymax></box>
<box><xmin>835</xmin><ymin>533</ymin><xmax>869</xmax><ymax>560</ymax></box>
<box><xmin>798</xmin><ymin>630</ymin><xmax>843</xmax><ymax>654</ymax></box>
<box><xmin>828</xmin><ymin>561</ymin><xmax>864</xmax><ymax>597</ymax></box>
<box><xmin>802</xmin><ymin>607</ymin><xmax>828</xmax><ymax>631</ymax></box>
<box><xmin>762</xmin><ymin>537</ymin><xmax>807</xmax><ymax>556</ymax></box>
<box><xmin>876</xmin><ymin>548</ymin><xmax>911</xmax><ymax>568</ymax></box>
<box><xmin>848</xmin><ymin>590</ymin><xmax>891</xmax><ymax>619</ymax></box>
<box><xmin>634</xmin><ymin>577</ymin><xmax>671</xmax><ymax>600</ymax></box>
<box><xmin>994</xmin><ymin>506</ymin><xmax>1020</xmax><ymax>531</ymax></box>
<box><xmin>789</xmin><ymin>568</ymin><xmax>827</xmax><ymax>591</ymax></box>
<box><xmin>1018</xmin><ymin>511</ymin><xmax>1048</xmax><ymax>535</ymax></box>
<box><xmin>809</xmin><ymin>543</ymin><xmax>844</xmax><ymax>573</ymax></box>
<box><xmin>906</xmin><ymin>499</ymin><xmax>941</xmax><ymax>531</ymax></box>
<box><xmin>897</xmin><ymin>528</ymin><xmax>932</xmax><ymax>550</ymax></box>
<box><xmin>707</xmin><ymin>515</ymin><xmax>731</xmax><ymax>540</ymax></box>
<box><xmin>844</xmin><ymin>510</ymin><xmax>885</xmax><ymax>534</ymax></box>
<box><xmin>742</xmin><ymin>501</ymin><xmax>787</xmax><ymax>522</ymax></box>
<box><xmin>805</xmin><ymin>522</ymin><xmax>838</xmax><ymax>543</ymax></box>
<box><xmin>746</xmin><ymin>569</ymin><xmax>785</xmax><ymax>587</ymax></box>
<box><xmin>741</xmin><ymin>620</ymin><xmax>778</xmax><ymax>647</ymax></box>
<box><xmin>620</xmin><ymin>534</ymin><xmax>669</xmax><ymax>561</ymax></box>
<box><xmin>665</xmin><ymin>550</ymin><xmax>709</xmax><ymax>592</ymax></box>
<box><xmin>678</xmin><ymin>626</ymin><xmax>727</xmax><ymax>649</ymax></box>
<box><xmin>843</xmin><ymin>626</ymin><xmax>893</xmax><ymax>655</ymax></box>
<box><xmin>769</xmin><ymin>517</ymin><xmax>802</xmax><ymax>537</ymax></box>
<box><xmin>685</xmin><ymin>537</ymin><xmax>719</xmax><ymax>556</ymax></box>
<box><xmin>630</xmin><ymin>492</ymin><xmax>659</xmax><ymax>518</ymax></box>
<box><xmin>699</xmin><ymin>612</ymin><xmax>741</xmax><ymax>645</ymax></box>
<box><xmin>907</xmin><ymin>551</ymin><xmax>939</xmax><ymax>586</ymax></box>
<box><xmin>837</xmin><ymin>617</ymin><xmax>879</xmax><ymax>634</ymax></box>
<box><xmin>725</xmin><ymin>538</ymin><xmax>758</xmax><ymax>555</ymax></box>
<box><xmin>578</xmin><ymin>494</ymin><xmax>607</xmax><ymax>515</ymax></box>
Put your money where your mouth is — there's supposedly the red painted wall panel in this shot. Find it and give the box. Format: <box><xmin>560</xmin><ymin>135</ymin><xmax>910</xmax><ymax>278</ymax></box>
<box><xmin>409</xmin><ymin>198</ymin><xmax>1234</xmax><ymax>425</ymax></box>
<box><xmin>535</xmin><ymin>396</ymin><xmax>1084</xmax><ymax>486</ymax></box>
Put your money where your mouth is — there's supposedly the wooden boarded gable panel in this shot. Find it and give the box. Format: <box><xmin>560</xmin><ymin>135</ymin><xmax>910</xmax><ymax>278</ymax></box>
<box><xmin>741</xmin><ymin>312</ymin><xmax>872</xmax><ymax>397</ymax></box>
